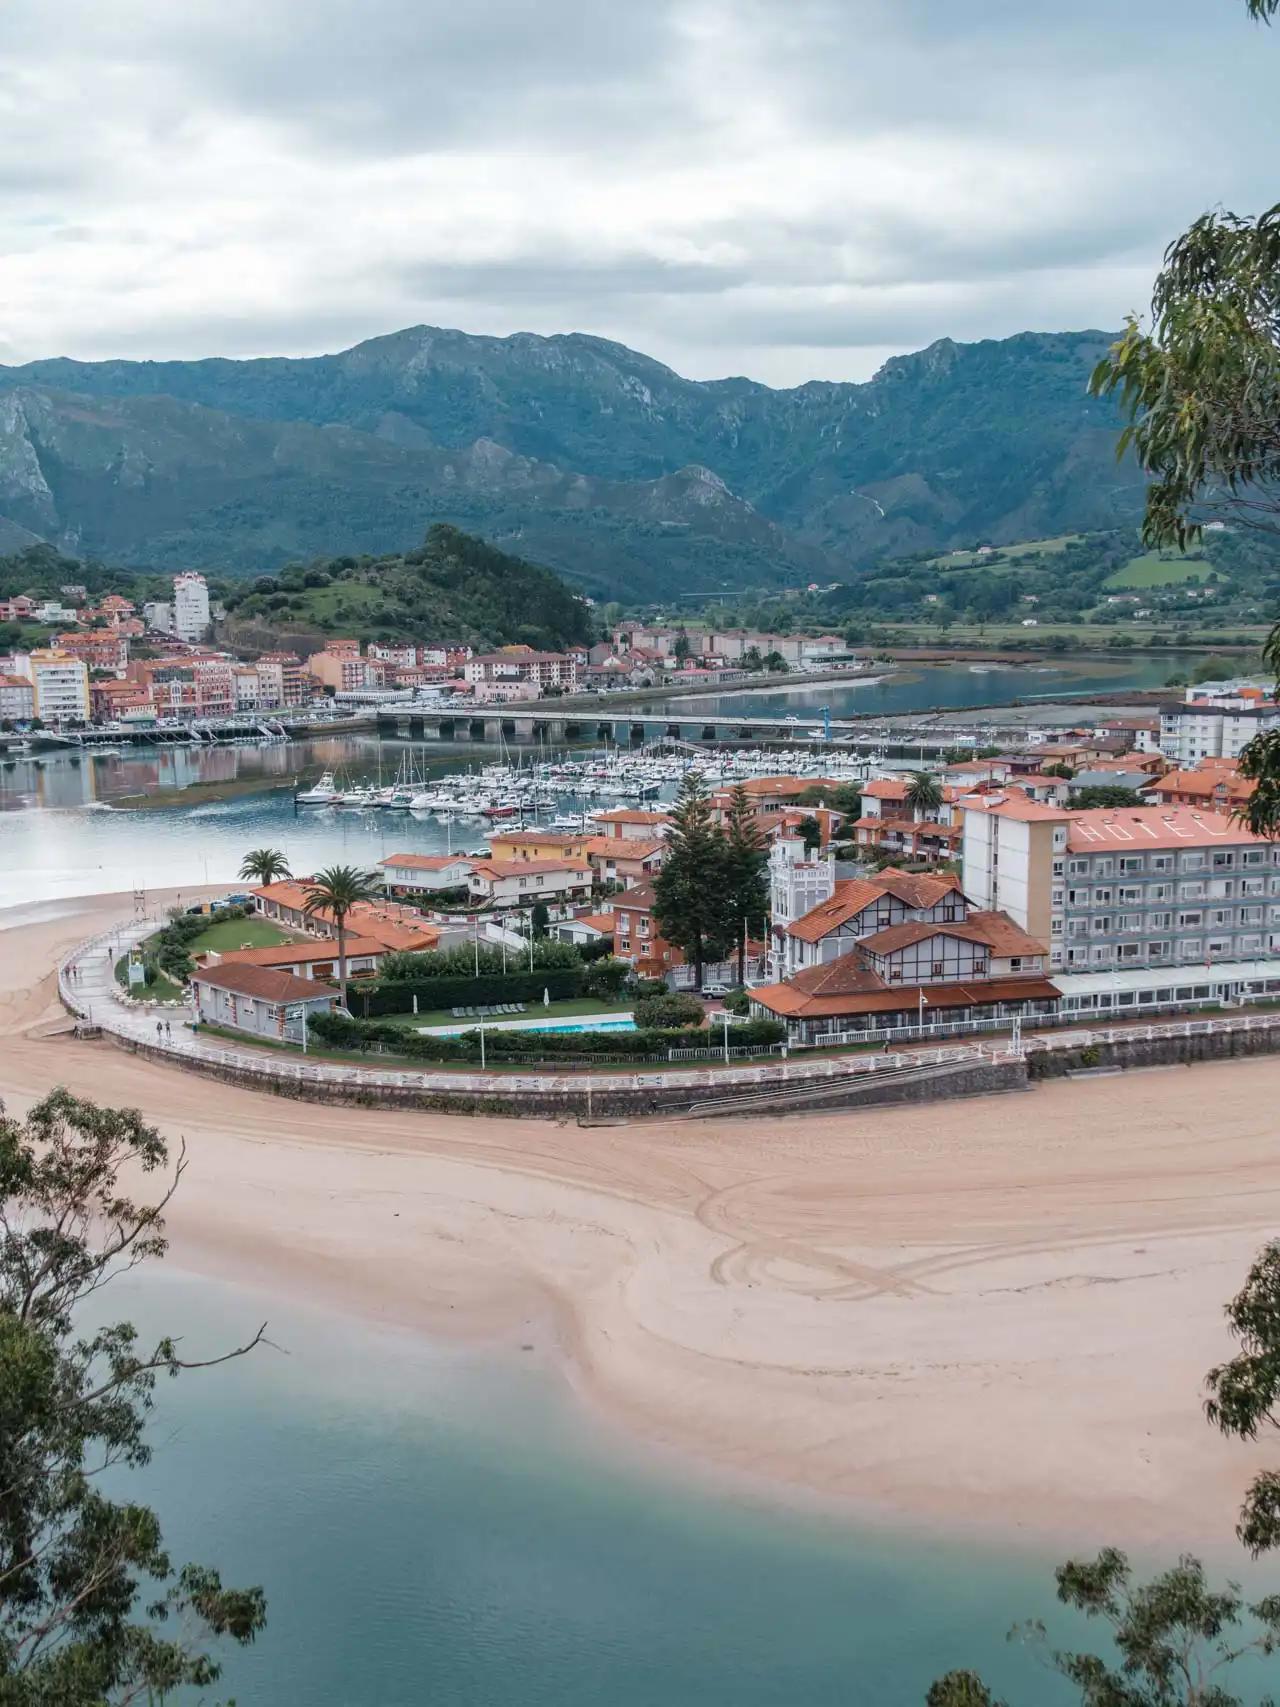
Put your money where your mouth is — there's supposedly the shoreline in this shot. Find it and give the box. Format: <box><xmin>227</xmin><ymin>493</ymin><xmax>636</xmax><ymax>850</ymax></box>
<box><xmin>3</xmin><ymin>891</ymin><xmax>1278</xmax><ymax>1562</ymax></box>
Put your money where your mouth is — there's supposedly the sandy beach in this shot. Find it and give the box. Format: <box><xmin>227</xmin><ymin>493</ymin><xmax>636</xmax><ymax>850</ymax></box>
<box><xmin>2</xmin><ymin>889</ymin><xmax>1278</xmax><ymax>1553</ymax></box>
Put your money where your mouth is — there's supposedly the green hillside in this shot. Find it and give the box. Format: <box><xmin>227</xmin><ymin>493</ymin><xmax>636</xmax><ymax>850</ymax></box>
<box><xmin>218</xmin><ymin>524</ymin><xmax>594</xmax><ymax>650</ymax></box>
<box><xmin>1104</xmin><ymin>551</ymin><xmax>1214</xmax><ymax>588</ymax></box>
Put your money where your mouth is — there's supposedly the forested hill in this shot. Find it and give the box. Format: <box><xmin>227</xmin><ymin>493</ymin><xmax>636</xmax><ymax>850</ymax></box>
<box><xmin>0</xmin><ymin>326</ymin><xmax>1146</xmax><ymax>597</ymax></box>
<box><xmin>218</xmin><ymin>525</ymin><xmax>595</xmax><ymax>651</ymax></box>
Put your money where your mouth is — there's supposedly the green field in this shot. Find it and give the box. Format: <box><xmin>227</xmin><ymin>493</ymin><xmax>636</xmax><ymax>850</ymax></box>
<box><xmin>113</xmin><ymin>953</ymin><xmax>186</xmax><ymax>1004</ymax></box>
<box><xmin>876</xmin><ymin>619</ymin><xmax>1267</xmax><ymax>648</ymax></box>
<box><xmin>186</xmin><ymin>916</ymin><xmax>299</xmax><ymax>952</ymax></box>
<box><xmin>930</xmin><ymin>535</ymin><xmax>1083</xmax><ymax>571</ymax></box>
<box><xmin>1104</xmin><ymin>552</ymin><xmax>1214</xmax><ymax>589</ymax></box>
<box><xmin>114</xmin><ymin>914</ymin><xmax>299</xmax><ymax>1000</ymax></box>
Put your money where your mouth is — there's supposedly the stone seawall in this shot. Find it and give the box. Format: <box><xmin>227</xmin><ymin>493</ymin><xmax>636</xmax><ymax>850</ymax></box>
<box><xmin>98</xmin><ymin>1015</ymin><xmax>1280</xmax><ymax>1121</ymax></box>
<box><xmin>1028</xmin><ymin>1024</ymin><xmax>1280</xmax><ymax>1080</ymax></box>
<box><xmin>105</xmin><ymin>1033</ymin><xmax>1027</xmax><ymax>1119</ymax></box>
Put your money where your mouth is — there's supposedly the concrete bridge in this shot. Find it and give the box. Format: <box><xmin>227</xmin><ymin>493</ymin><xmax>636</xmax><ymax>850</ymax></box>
<box><xmin>373</xmin><ymin>703</ymin><xmax>968</xmax><ymax>756</ymax></box>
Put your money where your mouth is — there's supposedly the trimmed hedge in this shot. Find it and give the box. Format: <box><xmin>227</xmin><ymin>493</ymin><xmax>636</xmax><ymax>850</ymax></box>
<box><xmin>356</xmin><ymin>967</ymin><xmax>584</xmax><ymax>1018</ymax></box>
<box><xmin>308</xmin><ymin>1012</ymin><xmax>786</xmax><ymax>1061</ymax></box>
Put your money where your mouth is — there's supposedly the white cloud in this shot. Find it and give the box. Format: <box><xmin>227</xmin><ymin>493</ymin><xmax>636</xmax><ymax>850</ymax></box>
<box><xmin>0</xmin><ymin>0</ymin><xmax>1275</xmax><ymax>382</ymax></box>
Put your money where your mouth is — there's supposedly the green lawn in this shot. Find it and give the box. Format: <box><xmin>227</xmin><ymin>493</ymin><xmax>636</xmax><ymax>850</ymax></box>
<box><xmin>1104</xmin><ymin>551</ymin><xmax>1214</xmax><ymax>589</ymax></box>
<box><xmin>877</xmin><ymin>620</ymin><xmax>1268</xmax><ymax>648</ymax></box>
<box><xmin>113</xmin><ymin>953</ymin><xmax>187</xmax><ymax>1005</ymax></box>
<box><xmin>930</xmin><ymin>535</ymin><xmax>1083</xmax><ymax>571</ymax></box>
<box><xmin>363</xmin><ymin>996</ymin><xmax>634</xmax><ymax>1030</ymax></box>
<box><xmin>187</xmin><ymin>917</ymin><xmax>299</xmax><ymax>953</ymax></box>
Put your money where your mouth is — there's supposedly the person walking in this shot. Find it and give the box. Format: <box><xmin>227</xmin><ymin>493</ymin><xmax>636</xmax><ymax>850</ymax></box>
<box><xmin>155</xmin><ymin>1021</ymin><xmax>163</xmax><ymax>1043</ymax></box>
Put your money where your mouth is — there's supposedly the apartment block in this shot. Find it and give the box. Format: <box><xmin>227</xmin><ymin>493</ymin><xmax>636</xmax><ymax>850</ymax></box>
<box><xmin>173</xmin><ymin>573</ymin><xmax>211</xmax><ymax>643</ymax></box>
<box><xmin>1159</xmin><ymin>687</ymin><xmax>1280</xmax><ymax>764</ymax></box>
<box><xmin>963</xmin><ymin>796</ymin><xmax>1280</xmax><ymax>974</ymax></box>
<box><xmin>26</xmin><ymin>650</ymin><xmax>91</xmax><ymax>723</ymax></box>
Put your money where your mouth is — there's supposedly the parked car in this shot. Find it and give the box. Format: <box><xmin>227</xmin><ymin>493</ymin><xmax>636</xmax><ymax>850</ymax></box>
<box><xmin>701</xmin><ymin>982</ymin><xmax>731</xmax><ymax>998</ymax></box>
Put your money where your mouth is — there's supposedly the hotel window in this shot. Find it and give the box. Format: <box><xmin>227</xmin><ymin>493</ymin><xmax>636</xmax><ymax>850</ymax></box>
<box><xmin>1243</xmin><ymin>878</ymin><xmax>1265</xmax><ymax>896</ymax></box>
<box><xmin>1119</xmin><ymin>857</ymin><xmax>1144</xmax><ymax>873</ymax></box>
<box><xmin>1094</xmin><ymin>888</ymin><xmax>1113</xmax><ymax>905</ymax></box>
<box><xmin>1241</xmin><ymin>935</ymin><xmax>1263</xmax><ymax>953</ymax></box>
<box><xmin>1119</xmin><ymin>887</ymin><xmax>1142</xmax><ymax>903</ymax></box>
<box><xmin>1178</xmin><ymin>911</ymin><xmax>1203</xmax><ymax>928</ymax></box>
<box><xmin>1243</xmin><ymin>849</ymin><xmax>1266</xmax><ymax>866</ymax></box>
<box><xmin>1118</xmin><ymin>943</ymin><xmax>1142</xmax><ymax>960</ymax></box>
<box><xmin>1094</xmin><ymin>859</ymin><xmax>1114</xmax><ymax>876</ymax></box>
<box><xmin>1150</xmin><ymin>912</ymin><xmax>1172</xmax><ymax>930</ymax></box>
<box><xmin>1068</xmin><ymin>859</ymin><xmax>1089</xmax><ymax>875</ymax></box>
<box><xmin>1181</xmin><ymin>853</ymin><xmax>1206</xmax><ymax>871</ymax></box>
<box><xmin>1212</xmin><ymin>852</ymin><xmax>1235</xmax><ymax>869</ymax></box>
<box><xmin>1149</xmin><ymin>941</ymin><xmax>1171</xmax><ymax>960</ymax></box>
<box><xmin>1208</xmin><ymin>939</ymin><xmax>1230</xmax><ymax>956</ymax></box>
<box><xmin>1180</xmin><ymin>938</ymin><xmax>1203</xmax><ymax>957</ymax></box>
<box><xmin>1052</xmin><ymin>860</ymin><xmax>1064</xmax><ymax>877</ymax></box>
<box><xmin>1122</xmin><ymin>914</ymin><xmax>1142</xmax><ymax>932</ymax></box>
<box><xmin>1242</xmin><ymin>906</ymin><xmax>1264</xmax><ymax>924</ymax></box>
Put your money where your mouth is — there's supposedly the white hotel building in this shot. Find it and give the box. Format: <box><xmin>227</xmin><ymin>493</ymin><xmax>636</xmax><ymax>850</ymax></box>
<box><xmin>962</xmin><ymin>794</ymin><xmax>1280</xmax><ymax>1017</ymax></box>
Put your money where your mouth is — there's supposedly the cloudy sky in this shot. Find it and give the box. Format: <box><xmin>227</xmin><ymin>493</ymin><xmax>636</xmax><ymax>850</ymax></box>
<box><xmin>2</xmin><ymin>0</ymin><xmax>1276</xmax><ymax>386</ymax></box>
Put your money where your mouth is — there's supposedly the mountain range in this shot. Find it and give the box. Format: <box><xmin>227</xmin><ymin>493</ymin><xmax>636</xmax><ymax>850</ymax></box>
<box><xmin>0</xmin><ymin>325</ymin><xmax>1144</xmax><ymax>600</ymax></box>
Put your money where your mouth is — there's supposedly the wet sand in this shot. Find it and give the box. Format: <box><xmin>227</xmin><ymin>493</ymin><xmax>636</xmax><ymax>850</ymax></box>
<box><xmin>2</xmin><ymin>890</ymin><xmax>1277</xmax><ymax>1552</ymax></box>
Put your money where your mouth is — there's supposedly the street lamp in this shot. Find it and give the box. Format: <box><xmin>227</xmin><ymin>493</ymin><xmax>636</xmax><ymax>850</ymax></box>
<box><xmin>722</xmin><ymin>1008</ymin><xmax>731</xmax><ymax>1063</ymax></box>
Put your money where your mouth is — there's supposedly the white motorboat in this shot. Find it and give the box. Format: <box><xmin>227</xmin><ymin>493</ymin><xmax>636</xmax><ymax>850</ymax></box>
<box><xmin>296</xmin><ymin>770</ymin><xmax>339</xmax><ymax>804</ymax></box>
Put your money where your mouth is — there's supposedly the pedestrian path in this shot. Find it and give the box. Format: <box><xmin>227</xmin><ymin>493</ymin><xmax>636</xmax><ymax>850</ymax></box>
<box><xmin>58</xmin><ymin>914</ymin><xmax>1280</xmax><ymax>1112</ymax></box>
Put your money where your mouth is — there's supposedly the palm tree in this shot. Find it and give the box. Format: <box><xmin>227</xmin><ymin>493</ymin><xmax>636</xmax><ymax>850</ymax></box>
<box><xmin>904</xmin><ymin>772</ymin><xmax>944</xmax><ymax>820</ymax></box>
<box><xmin>301</xmin><ymin>865</ymin><xmax>382</xmax><ymax>1009</ymax></box>
<box><xmin>239</xmin><ymin>848</ymin><xmax>292</xmax><ymax>885</ymax></box>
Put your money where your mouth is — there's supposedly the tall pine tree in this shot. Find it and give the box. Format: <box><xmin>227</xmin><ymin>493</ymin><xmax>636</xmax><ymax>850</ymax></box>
<box><xmin>653</xmin><ymin>772</ymin><xmax>734</xmax><ymax>987</ymax></box>
<box><xmin>723</xmin><ymin>784</ymin><xmax>769</xmax><ymax>987</ymax></box>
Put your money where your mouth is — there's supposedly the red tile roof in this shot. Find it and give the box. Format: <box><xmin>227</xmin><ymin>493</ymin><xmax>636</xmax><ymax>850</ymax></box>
<box><xmin>469</xmin><ymin>857</ymin><xmax>592</xmax><ymax>878</ymax></box>
<box><xmin>379</xmin><ymin>853</ymin><xmax>475</xmax><ymax>871</ymax></box>
<box><xmin>193</xmin><ymin>964</ymin><xmax>336</xmax><ymax>1003</ymax></box>
<box><xmin>582</xmin><ymin>836</ymin><xmax>666</xmax><ymax>860</ymax></box>
<box><xmin>1066</xmin><ymin>805</ymin><xmax>1268</xmax><ymax>851</ymax></box>
<box><xmin>214</xmin><ymin>936</ymin><xmax>394</xmax><ymax>969</ymax></box>
<box><xmin>752</xmin><ymin>969</ymin><xmax>1060</xmax><ymax>1020</ymax></box>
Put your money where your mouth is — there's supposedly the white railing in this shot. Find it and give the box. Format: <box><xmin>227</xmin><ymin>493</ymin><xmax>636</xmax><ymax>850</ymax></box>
<box><xmin>57</xmin><ymin>920</ymin><xmax>1280</xmax><ymax>1104</ymax></box>
<box><xmin>788</xmin><ymin>993</ymin><xmax>1260</xmax><ymax>1051</ymax></box>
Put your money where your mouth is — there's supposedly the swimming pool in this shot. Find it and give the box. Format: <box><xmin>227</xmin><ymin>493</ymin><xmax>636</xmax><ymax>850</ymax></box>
<box><xmin>418</xmin><ymin>1011</ymin><xmax>637</xmax><ymax>1038</ymax></box>
<box><xmin>522</xmin><ymin>1016</ymin><xmax>637</xmax><ymax>1034</ymax></box>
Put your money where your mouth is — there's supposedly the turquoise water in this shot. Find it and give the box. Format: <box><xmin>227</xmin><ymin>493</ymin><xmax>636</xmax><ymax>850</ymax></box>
<box><xmin>110</xmin><ymin>1272</ymin><xmax>1082</xmax><ymax>1707</ymax></box>
<box><xmin>527</xmin><ymin>1015</ymin><xmax>636</xmax><ymax>1033</ymax></box>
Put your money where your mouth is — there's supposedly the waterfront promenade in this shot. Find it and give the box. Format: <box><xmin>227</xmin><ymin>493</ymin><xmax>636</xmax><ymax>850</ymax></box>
<box><xmin>57</xmin><ymin>914</ymin><xmax>1280</xmax><ymax>1117</ymax></box>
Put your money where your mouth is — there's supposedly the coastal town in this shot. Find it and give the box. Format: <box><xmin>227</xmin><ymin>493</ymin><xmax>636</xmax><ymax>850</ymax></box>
<box><xmin>6</xmin><ymin>0</ymin><xmax>1280</xmax><ymax>1695</ymax></box>
<box><xmin>50</xmin><ymin>664</ymin><xmax>1274</xmax><ymax>1083</ymax></box>
<box><xmin>0</xmin><ymin>569</ymin><xmax>871</xmax><ymax>731</ymax></box>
